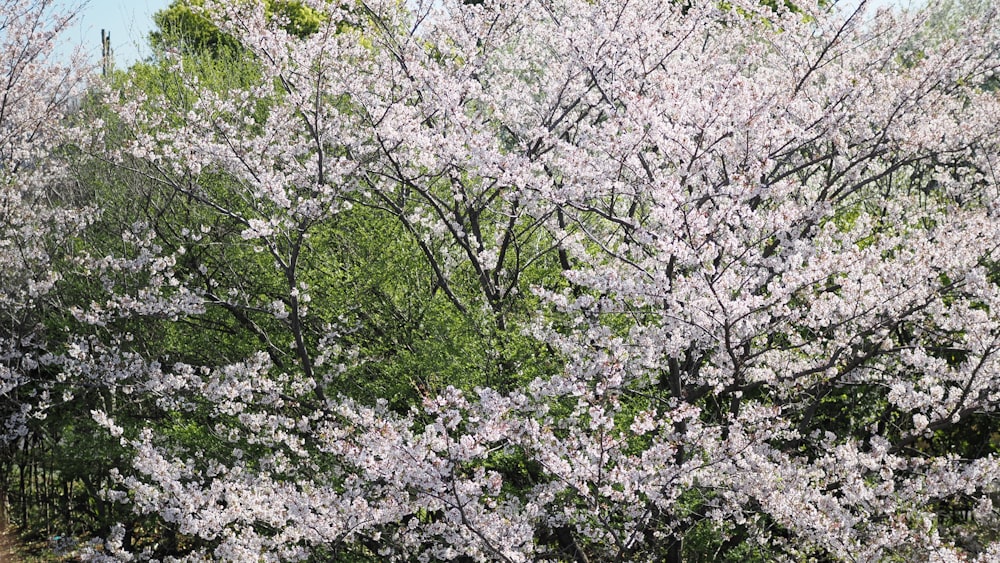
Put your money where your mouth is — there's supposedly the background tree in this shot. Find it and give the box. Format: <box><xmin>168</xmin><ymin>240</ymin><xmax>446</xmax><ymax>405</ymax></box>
<box><xmin>149</xmin><ymin>0</ymin><xmax>322</xmax><ymax>56</ymax></box>
<box><xmin>0</xmin><ymin>0</ymin><xmax>94</xmax><ymax>544</ymax></box>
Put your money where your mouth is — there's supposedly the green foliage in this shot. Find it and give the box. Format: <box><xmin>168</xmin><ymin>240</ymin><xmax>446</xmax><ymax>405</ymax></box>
<box><xmin>150</xmin><ymin>0</ymin><xmax>325</xmax><ymax>57</ymax></box>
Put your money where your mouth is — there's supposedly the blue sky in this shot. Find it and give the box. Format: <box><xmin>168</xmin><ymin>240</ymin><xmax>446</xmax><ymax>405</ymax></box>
<box><xmin>58</xmin><ymin>0</ymin><xmax>171</xmax><ymax>68</ymax></box>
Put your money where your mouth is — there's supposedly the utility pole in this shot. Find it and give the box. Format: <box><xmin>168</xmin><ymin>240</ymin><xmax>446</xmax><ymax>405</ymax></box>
<box><xmin>101</xmin><ymin>29</ymin><xmax>113</xmax><ymax>77</ymax></box>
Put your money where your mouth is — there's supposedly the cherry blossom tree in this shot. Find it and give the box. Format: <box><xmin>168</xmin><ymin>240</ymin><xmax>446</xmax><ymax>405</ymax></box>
<box><xmin>0</xmin><ymin>0</ymin><xmax>89</xmax><ymax>496</ymax></box>
<box><xmin>0</xmin><ymin>0</ymin><xmax>87</xmax><ymax>420</ymax></box>
<box><xmin>36</xmin><ymin>0</ymin><xmax>1000</xmax><ymax>560</ymax></box>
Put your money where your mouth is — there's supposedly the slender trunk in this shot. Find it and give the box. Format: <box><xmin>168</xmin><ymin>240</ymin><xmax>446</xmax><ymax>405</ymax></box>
<box><xmin>666</xmin><ymin>540</ymin><xmax>682</xmax><ymax>563</ymax></box>
<box><xmin>18</xmin><ymin>460</ymin><xmax>26</xmax><ymax>528</ymax></box>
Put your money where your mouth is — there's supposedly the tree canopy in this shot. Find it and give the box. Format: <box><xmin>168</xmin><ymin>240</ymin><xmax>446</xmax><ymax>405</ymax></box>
<box><xmin>149</xmin><ymin>0</ymin><xmax>322</xmax><ymax>55</ymax></box>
